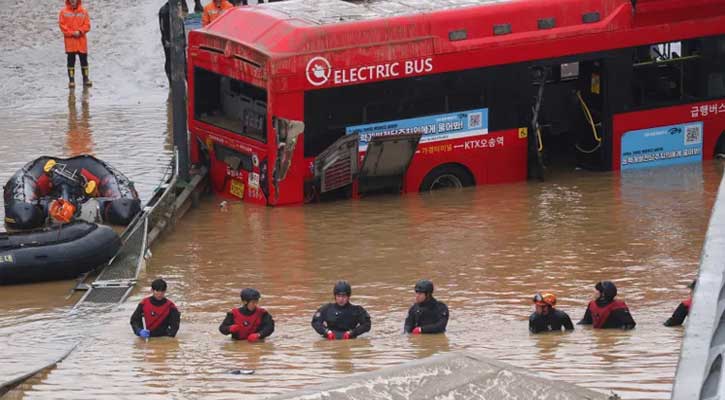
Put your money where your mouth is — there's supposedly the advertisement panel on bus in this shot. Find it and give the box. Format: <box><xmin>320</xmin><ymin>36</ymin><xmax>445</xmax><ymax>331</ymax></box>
<box><xmin>345</xmin><ymin>108</ymin><xmax>489</xmax><ymax>152</ymax></box>
<box><xmin>621</xmin><ymin>122</ymin><xmax>704</xmax><ymax>170</ymax></box>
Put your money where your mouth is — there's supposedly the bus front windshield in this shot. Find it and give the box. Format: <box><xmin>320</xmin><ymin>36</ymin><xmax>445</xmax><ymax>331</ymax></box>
<box><xmin>193</xmin><ymin>67</ymin><xmax>267</xmax><ymax>143</ymax></box>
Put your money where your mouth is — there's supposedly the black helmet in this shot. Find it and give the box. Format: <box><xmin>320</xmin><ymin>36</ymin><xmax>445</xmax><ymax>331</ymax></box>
<box><xmin>415</xmin><ymin>279</ymin><xmax>434</xmax><ymax>294</ymax></box>
<box><xmin>333</xmin><ymin>281</ymin><xmax>351</xmax><ymax>296</ymax></box>
<box><xmin>595</xmin><ymin>281</ymin><xmax>617</xmax><ymax>300</ymax></box>
<box><xmin>151</xmin><ymin>278</ymin><xmax>167</xmax><ymax>292</ymax></box>
<box><xmin>240</xmin><ymin>288</ymin><xmax>261</xmax><ymax>302</ymax></box>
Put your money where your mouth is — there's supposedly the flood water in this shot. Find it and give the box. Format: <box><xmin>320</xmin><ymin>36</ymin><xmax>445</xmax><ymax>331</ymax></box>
<box><xmin>0</xmin><ymin>1</ymin><xmax>723</xmax><ymax>399</ymax></box>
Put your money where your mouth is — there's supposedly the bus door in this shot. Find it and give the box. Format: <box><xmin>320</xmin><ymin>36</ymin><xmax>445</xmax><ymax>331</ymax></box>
<box><xmin>311</xmin><ymin>132</ymin><xmax>422</xmax><ymax>199</ymax></box>
<box><xmin>527</xmin><ymin>58</ymin><xmax>609</xmax><ymax>178</ymax></box>
<box><xmin>575</xmin><ymin>60</ymin><xmax>607</xmax><ymax>170</ymax></box>
<box><xmin>357</xmin><ymin>133</ymin><xmax>422</xmax><ymax>195</ymax></box>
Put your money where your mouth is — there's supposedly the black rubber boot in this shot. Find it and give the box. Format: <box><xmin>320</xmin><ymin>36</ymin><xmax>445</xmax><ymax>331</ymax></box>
<box><xmin>68</xmin><ymin>67</ymin><xmax>75</xmax><ymax>88</ymax></box>
<box><xmin>82</xmin><ymin>66</ymin><xmax>92</xmax><ymax>87</ymax></box>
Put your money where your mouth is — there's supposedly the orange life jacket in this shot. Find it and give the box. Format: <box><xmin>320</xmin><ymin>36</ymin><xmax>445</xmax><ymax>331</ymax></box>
<box><xmin>48</xmin><ymin>198</ymin><xmax>76</xmax><ymax>223</ymax></box>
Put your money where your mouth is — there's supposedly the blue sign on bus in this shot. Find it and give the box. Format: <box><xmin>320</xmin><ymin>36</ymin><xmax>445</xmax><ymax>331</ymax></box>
<box><xmin>621</xmin><ymin>122</ymin><xmax>703</xmax><ymax>170</ymax></box>
<box><xmin>346</xmin><ymin>109</ymin><xmax>489</xmax><ymax>151</ymax></box>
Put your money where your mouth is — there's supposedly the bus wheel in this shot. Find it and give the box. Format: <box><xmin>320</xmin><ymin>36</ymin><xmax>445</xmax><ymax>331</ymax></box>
<box><xmin>419</xmin><ymin>164</ymin><xmax>474</xmax><ymax>192</ymax></box>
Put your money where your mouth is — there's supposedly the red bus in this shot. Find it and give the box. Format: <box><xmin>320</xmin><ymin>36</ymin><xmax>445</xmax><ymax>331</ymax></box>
<box><xmin>187</xmin><ymin>0</ymin><xmax>725</xmax><ymax>206</ymax></box>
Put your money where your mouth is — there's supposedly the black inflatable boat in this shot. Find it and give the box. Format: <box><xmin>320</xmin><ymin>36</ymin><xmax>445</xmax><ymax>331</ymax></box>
<box><xmin>0</xmin><ymin>221</ymin><xmax>121</xmax><ymax>285</ymax></box>
<box><xmin>3</xmin><ymin>155</ymin><xmax>141</xmax><ymax>230</ymax></box>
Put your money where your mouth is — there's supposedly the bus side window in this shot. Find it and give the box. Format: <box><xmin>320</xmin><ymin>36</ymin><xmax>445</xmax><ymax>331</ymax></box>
<box><xmin>631</xmin><ymin>39</ymin><xmax>705</xmax><ymax>107</ymax></box>
<box><xmin>304</xmin><ymin>87</ymin><xmax>365</xmax><ymax>157</ymax></box>
<box><xmin>446</xmin><ymin>92</ymin><xmax>485</xmax><ymax>112</ymax></box>
<box><xmin>703</xmin><ymin>35</ymin><xmax>725</xmax><ymax>97</ymax></box>
<box><xmin>364</xmin><ymin>102</ymin><xmax>393</xmax><ymax>122</ymax></box>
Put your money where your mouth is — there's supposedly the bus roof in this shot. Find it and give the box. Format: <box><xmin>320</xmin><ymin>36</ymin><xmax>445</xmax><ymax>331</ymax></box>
<box><xmin>258</xmin><ymin>0</ymin><xmax>509</xmax><ymax>25</ymax></box>
<box><xmin>202</xmin><ymin>0</ymin><xmax>620</xmax><ymax>54</ymax></box>
<box><xmin>200</xmin><ymin>0</ymin><xmax>725</xmax><ymax>57</ymax></box>
<box><xmin>194</xmin><ymin>0</ymin><xmax>725</xmax><ymax>86</ymax></box>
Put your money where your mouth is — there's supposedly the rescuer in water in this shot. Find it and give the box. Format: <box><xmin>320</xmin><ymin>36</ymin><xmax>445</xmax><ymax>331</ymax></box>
<box><xmin>528</xmin><ymin>292</ymin><xmax>574</xmax><ymax>333</ymax></box>
<box><xmin>219</xmin><ymin>288</ymin><xmax>275</xmax><ymax>342</ymax></box>
<box><xmin>404</xmin><ymin>280</ymin><xmax>449</xmax><ymax>334</ymax></box>
<box><xmin>664</xmin><ymin>279</ymin><xmax>696</xmax><ymax>327</ymax></box>
<box><xmin>578</xmin><ymin>281</ymin><xmax>636</xmax><ymax>330</ymax></box>
<box><xmin>201</xmin><ymin>0</ymin><xmax>233</xmax><ymax>27</ymax></box>
<box><xmin>311</xmin><ymin>281</ymin><xmax>371</xmax><ymax>340</ymax></box>
<box><xmin>59</xmin><ymin>0</ymin><xmax>92</xmax><ymax>88</ymax></box>
<box><xmin>130</xmin><ymin>278</ymin><xmax>181</xmax><ymax>338</ymax></box>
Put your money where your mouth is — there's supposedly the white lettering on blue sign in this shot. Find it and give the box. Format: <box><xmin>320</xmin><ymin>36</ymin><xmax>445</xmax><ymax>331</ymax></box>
<box><xmin>346</xmin><ymin>109</ymin><xmax>488</xmax><ymax>151</ymax></box>
<box><xmin>621</xmin><ymin>122</ymin><xmax>703</xmax><ymax>170</ymax></box>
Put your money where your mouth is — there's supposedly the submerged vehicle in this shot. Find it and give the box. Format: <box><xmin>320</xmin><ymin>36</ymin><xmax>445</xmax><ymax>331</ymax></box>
<box><xmin>3</xmin><ymin>155</ymin><xmax>141</xmax><ymax>230</ymax></box>
<box><xmin>188</xmin><ymin>0</ymin><xmax>725</xmax><ymax>205</ymax></box>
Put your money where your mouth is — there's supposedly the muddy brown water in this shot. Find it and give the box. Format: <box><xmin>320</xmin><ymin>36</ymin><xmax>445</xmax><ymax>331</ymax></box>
<box><xmin>2</xmin><ymin>163</ymin><xmax>721</xmax><ymax>400</ymax></box>
<box><xmin>0</xmin><ymin>1</ymin><xmax>723</xmax><ymax>399</ymax></box>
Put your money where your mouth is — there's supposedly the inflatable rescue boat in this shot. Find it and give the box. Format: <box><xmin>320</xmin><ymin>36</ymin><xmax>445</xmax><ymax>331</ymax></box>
<box><xmin>3</xmin><ymin>155</ymin><xmax>141</xmax><ymax>230</ymax></box>
<box><xmin>0</xmin><ymin>221</ymin><xmax>121</xmax><ymax>285</ymax></box>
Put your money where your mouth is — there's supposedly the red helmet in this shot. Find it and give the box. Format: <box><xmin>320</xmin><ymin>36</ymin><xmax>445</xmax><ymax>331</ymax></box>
<box><xmin>533</xmin><ymin>292</ymin><xmax>556</xmax><ymax>307</ymax></box>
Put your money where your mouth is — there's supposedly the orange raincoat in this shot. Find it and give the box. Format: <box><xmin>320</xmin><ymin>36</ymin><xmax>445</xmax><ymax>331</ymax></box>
<box><xmin>202</xmin><ymin>0</ymin><xmax>233</xmax><ymax>27</ymax></box>
<box><xmin>59</xmin><ymin>0</ymin><xmax>91</xmax><ymax>54</ymax></box>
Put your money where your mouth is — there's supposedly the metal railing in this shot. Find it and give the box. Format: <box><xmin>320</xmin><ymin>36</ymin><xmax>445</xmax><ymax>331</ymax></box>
<box><xmin>75</xmin><ymin>152</ymin><xmax>178</xmax><ymax>306</ymax></box>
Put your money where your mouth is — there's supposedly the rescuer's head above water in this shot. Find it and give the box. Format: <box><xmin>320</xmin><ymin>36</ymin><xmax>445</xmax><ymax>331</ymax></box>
<box><xmin>595</xmin><ymin>281</ymin><xmax>618</xmax><ymax>302</ymax></box>
<box><xmin>333</xmin><ymin>281</ymin><xmax>351</xmax><ymax>306</ymax></box>
<box><xmin>240</xmin><ymin>288</ymin><xmax>261</xmax><ymax>311</ymax></box>
<box><xmin>151</xmin><ymin>278</ymin><xmax>168</xmax><ymax>301</ymax></box>
<box><xmin>414</xmin><ymin>279</ymin><xmax>434</xmax><ymax>304</ymax></box>
<box><xmin>533</xmin><ymin>292</ymin><xmax>557</xmax><ymax>316</ymax></box>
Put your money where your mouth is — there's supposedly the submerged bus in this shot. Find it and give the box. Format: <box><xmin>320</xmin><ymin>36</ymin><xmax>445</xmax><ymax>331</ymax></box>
<box><xmin>187</xmin><ymin>0</ymin><xmax>725</xmax><ymax>206</ymax></box>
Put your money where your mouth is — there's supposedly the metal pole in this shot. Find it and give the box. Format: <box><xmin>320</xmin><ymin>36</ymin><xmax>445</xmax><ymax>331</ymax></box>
<box><xmin>169</xmin><ymin>0</ymin><xmax>190</xmax><ymax>182</ymax></box>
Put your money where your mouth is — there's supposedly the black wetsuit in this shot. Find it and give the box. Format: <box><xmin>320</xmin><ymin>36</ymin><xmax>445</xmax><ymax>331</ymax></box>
<box><xmin>529</xmin><ymin>309</ymin><xmax>574</xmax><ymax>333</ymax></box>
<box><xmin>578</xmin><ymin>298</ymin><xmax>636</xmax><ymax>330</ymax></box>
<box><xmin>311</xmin><ymin>303</ymin><xmax>371</xmax><ymax>338</ymax></box>
<box><xmin>219</xmin><ymin>306</ymin><xmax>275</xmax><ymax>338</ymax></box>
<box><xmin>129</xmin><ymin>297</ymin><xmax>180</xmax><ymax>337</ymax></box>
<box><xmin>404</xmin><ymin>297</ymin><xmax>449</xmax><ymax>334</ymax></box>
<box><xmin>664</xmin><ymin>301</ymin><xmax>690</xmax><ymax>326</ymax></box>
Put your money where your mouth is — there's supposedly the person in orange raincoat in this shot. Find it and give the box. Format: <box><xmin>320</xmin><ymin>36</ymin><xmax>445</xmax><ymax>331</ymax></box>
<box><xmin>202</xmin><ymin>0</ymin><xmax>233</xmax><ymax>27</ymax></box>
<box><xmin>59</xmin><ymin>0</ymin><xmax>92</xmax><ymax>88</ymax></box>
